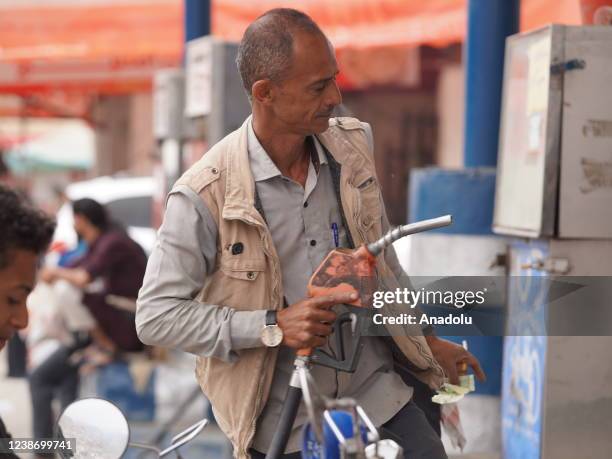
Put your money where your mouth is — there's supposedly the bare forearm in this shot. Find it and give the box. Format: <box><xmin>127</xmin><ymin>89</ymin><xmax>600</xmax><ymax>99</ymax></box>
<box><xmin>49</xmin><ymin>267</ymin><xmax>91</xmax><ymax>288</ymax></box>
<box><xmin>90</xmin><ymin>326</ymin><xmax>117</xmax><ymax>353</ymax></box>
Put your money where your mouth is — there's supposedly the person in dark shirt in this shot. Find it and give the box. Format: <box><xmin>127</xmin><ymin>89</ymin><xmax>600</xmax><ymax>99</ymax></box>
<box><xmin>31</xmin><ymin>198</ymin><xmax>147</xmax><ymax>449</ymax></box>
<box><xmin>0</xmin><ymin>184</ymin><xmax>56</xmax><ymax>458</ymax></box>
<box><xmin>40</xmin><ymin>198</ymin><xmax>146</xmax><ymax>352</ymax></box>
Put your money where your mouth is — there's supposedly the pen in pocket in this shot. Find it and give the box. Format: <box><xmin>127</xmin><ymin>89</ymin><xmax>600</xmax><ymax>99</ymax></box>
<box><xmin>331</xmin><ymin>222</ymin><xmax>339</xmax><ymax>247</ymax></box>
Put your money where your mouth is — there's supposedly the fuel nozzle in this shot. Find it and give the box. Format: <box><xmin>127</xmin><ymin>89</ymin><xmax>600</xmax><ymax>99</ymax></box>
<box><xmin>366</xmin><ymin>215</ymin><xmax>452</xmax><ymax>257</ymax></box>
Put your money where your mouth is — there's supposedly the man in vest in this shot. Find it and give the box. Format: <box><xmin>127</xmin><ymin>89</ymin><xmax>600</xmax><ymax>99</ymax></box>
<box><xmin>136</xmin><ymin>8</ymin><xmax>484</xmax><ymax>459</ymax></box>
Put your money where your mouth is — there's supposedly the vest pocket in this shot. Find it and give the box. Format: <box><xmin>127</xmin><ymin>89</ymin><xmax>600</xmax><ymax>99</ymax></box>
<box><xmin>220</xmin><ymin>257</ymin><xmax>266</xmax><ymax>281</ymax></box>
<box><xmin>355</xmin><ymin>177</ymin><xmax>382</xmax><ymax>233</ymax></box>
<box><xmin>356</xmin><ymin>176</ymin><xmax>376</xmax><ymax>190</ymax></box>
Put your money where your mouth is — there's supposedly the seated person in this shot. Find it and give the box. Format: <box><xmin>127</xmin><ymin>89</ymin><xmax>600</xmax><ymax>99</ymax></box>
<box><xmin>32</xmin><ymin>198</ymin><xmax>147</xmax><ymax>445</ymax></box>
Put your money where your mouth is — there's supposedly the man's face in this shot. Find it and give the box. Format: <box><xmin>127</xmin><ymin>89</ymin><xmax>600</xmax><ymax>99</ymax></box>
<box><xmin>0</xmin><ymin>249</ymin><xmax>36</xmax><ymax>350</ymax></box>
<box><xmin>268</xmin><ymin>31</ymin><xmax>342</xmax><ymax>135</ymax></box>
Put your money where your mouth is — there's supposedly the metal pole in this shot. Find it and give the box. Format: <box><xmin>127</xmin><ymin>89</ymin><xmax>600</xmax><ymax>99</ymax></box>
<box><xmin>463</xmin><ymin>0</ymin><xmax>519</xmax><ymax>168</ymax></box>
<box><xmin>179</xmin><ymin>0</ymin><xmax>210</xmax><ymax>174</ymax></box>
<box><xmin>265</xmin><ymin>384</ymin><xmax>303</xmax><ymax>459</ymax></box>
<box><xmin>184</xmin><ymin>0</ymin><xmax>210</xmax><ymax>43</ymax></box>
<box><xmin>265</xmin><ymin>356</ymin><xmax>312</xmax><ymax>459</ymax></box>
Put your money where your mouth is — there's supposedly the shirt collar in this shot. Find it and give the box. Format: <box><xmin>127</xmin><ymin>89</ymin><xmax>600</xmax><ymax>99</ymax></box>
<box><xmin>247</xmin><ymin>119</ymin><xmax>327</xmax><ymax>183</ymax></box>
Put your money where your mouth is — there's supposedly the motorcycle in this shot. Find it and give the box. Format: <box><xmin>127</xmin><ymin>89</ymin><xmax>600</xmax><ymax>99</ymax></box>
<box><xmin>56</xmin><ymin>397</ymin><xmax>208</xmax><ymax>459</ymax></box>
<box><xmin>298</xmin><ymin>366</ymin><xmax>404</xmax><ymax>459</ymax></box>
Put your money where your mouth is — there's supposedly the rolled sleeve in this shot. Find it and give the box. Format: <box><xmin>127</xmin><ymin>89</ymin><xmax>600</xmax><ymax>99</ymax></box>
<box><xmin>231</xmin><ymin>310</ymin><xmax>268</xmax><ymax>349</ymax></box>
<box><xmin>136</xmin><ymin>187</ymin><xmax>267</xmax><ymax>362</ymax></box>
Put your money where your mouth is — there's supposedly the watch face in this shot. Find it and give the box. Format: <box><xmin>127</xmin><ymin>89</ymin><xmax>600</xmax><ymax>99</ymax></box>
<box><xmin>261</xmin><ymin>325</ymin><xmax>283</xmax><ymax>347</ymax></box>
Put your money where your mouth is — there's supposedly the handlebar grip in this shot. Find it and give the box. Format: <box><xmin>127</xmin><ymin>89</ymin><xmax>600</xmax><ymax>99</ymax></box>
<box><xmin>297</xmin><ymin>348</ymin><xmax>313</xmax><ymax>357</ymax></box>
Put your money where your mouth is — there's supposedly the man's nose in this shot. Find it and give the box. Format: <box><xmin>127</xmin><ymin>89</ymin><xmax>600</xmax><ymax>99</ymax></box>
<box><xmin>11</xmin><ymin>301</ymin><xmax>29</xmax><ymax>330</ymax></box>
<box><xmin>326</xmin><ymin>79</ymin><xmax>342</xmax><ymax>108</ymax></box>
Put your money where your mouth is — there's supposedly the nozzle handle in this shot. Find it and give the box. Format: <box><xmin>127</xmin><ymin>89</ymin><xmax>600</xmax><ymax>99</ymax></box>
<box><xmin>367</xmin><ymin>215</ymin><xmax>452</xmax><ymax>256</ymax></box>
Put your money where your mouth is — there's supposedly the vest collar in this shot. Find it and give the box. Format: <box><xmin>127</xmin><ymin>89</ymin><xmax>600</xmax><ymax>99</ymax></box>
<box><xmin>222</xmin><ymin>116</ymin><xmax>363</xmax><ymax>224</ymax></box>
<box><xmin>222</xmin><ymin>116</ymin><xmax>263</xmax><ymax>225</ymax></box>
<box><xmin>316</xmin><ymin>124</ymin><xmax>369</xmax><ymax>187</ymax></box>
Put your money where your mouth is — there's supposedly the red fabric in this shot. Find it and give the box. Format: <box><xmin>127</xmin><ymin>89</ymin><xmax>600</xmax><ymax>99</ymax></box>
<box><xmin>212</xmin><ymin>0</ymin><xmax>583</xmax><ymax>90</ymax></box>
<box><xmin>212</xmin><ymin>0</ymin><xmax>583</xmax><ymax>48</ymax></box>
<box><xmin>0</xmin><ymin>1</ymin><xmax>183</xmax><ymax>95</ymax></box>
<box><xmin>212</xmin><ymin>0</ymin><xmax>467</xmax><ymax>48</ymax></box>
<box><xmin>0</xmin><ymin>0</ymin><xmax>584</xmax><ymax>96</ymax></box>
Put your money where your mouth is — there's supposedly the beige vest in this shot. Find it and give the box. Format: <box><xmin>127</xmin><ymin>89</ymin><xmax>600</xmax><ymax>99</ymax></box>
<box><xmin>174</xmin><ymin>116</ymin><xmax>444</xmax><ymax>458</ymax></box>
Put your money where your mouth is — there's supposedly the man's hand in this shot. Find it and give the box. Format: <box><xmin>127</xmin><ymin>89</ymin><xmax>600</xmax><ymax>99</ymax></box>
<box><xmin>277</xmin><ymin>292</ymin><xmax>358</xmax><ymax>349</ymax></box>
<box><xmin>426</xmin><ymin>336</ymin><xmax>486</xmax><ymax>385</ymax></box>
<box><xmin>38</xmin><ymin>266</ymin><xmax>90</xmax><ymax>288</ymax></box>
<box><xmin>39</xmin><ymin>266</ymin><xmax>57</xmax><ymax>283</ymax></box>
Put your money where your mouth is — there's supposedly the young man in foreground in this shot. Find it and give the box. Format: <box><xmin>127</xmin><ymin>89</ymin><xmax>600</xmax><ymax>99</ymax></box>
<box><xmin>0</xmin><ymin>184</ymin><xmax>56</xmax><ymax>458</ymax></box>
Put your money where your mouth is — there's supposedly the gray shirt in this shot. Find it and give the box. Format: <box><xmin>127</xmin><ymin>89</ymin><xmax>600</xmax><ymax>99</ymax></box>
<box><xmin>136</xmin><ymin>119</ymin><xmax>413</xmax><ymax>453</ymax></box>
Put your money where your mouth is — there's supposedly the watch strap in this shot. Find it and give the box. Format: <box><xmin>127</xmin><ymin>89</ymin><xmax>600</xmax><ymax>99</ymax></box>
<box><xmin>265</xmin><ymin>310</ymin><xmax>277</xmax><ymax>326</ymax></box>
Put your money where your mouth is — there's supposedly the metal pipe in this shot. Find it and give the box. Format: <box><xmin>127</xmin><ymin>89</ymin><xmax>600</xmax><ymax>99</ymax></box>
<box><xmin>367</xmin><ymin>215</ymin><xmax>452</xmax><ymax>256</ymax></box>
<box><xmin>265</xmin><ymin>385</ymin><xmax>303</xmax><ymax>459</ymax></box>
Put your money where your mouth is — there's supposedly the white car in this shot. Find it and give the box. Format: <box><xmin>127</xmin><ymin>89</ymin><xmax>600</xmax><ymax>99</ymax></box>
<box><xmin>53</xmin><ymin>176</ymin><xmax>157</xmax><ymax>255</ymax></box>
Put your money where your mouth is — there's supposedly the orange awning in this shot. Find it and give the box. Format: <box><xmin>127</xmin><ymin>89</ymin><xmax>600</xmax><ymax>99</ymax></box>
<box><xmin>213</xmin><ymin>0</ymin><xmax>581</xmax><ymax>89</ymax></box>
<box><xmin>213</xmin><ymin>0</ymin><xmax>467</xmax><ymax>49</ymax></box>
<box><xmin>213</xmin><ymin>0</ymin><xmax>582</xmax><ymax>90</ymax></box>
<box><xmin>0</xmin><ymin>0</ymin><xmax>583</xmax><ymax>98</ymax></box>
<box><xmin>212</xmin><ymin>0</ymin><xmax>581</xmax><ymax>48</ymax></box>
<box><xmin>0</xmin><ymin>0</ymin><xmax>183</xmax><ymax>95</ymax></box>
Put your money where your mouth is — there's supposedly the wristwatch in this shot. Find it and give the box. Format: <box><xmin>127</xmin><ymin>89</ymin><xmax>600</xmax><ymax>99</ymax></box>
<box><xmin>261</xmin><ymin>310</ymin><xmax>283</xmax><ymax>347</ymax></box>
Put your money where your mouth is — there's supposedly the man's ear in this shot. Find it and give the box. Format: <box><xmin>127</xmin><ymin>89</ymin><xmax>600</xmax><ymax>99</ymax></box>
<box><xmin>252</xmin><ymin>80</ymin><xmax>274</xmax><ymax>105</ymax></box>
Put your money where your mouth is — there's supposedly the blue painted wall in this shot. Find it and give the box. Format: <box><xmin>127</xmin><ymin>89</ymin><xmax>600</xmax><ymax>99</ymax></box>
<box><xmin>409</xmin><ymin>168</ymin><xmax>496</xmax><ymax>235</ymax></box>
<box><xmin>409</xmin><ymin>167</ymin><xmax>503</xmax><ymax>395</ymax></box>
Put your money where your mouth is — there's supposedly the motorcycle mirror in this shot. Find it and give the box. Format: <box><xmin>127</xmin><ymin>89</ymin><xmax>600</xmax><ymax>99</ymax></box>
<box><xmin>57</xmin><ymin>398</ymin><xmax>129</xmax><ymax>459</ymax></box>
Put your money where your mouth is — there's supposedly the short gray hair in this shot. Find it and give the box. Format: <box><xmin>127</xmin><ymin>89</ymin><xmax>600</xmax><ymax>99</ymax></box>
<box><xmin>236</xmin><ymin>8</ymin><xmax>325</xmax><ymax>99</ymax></box>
